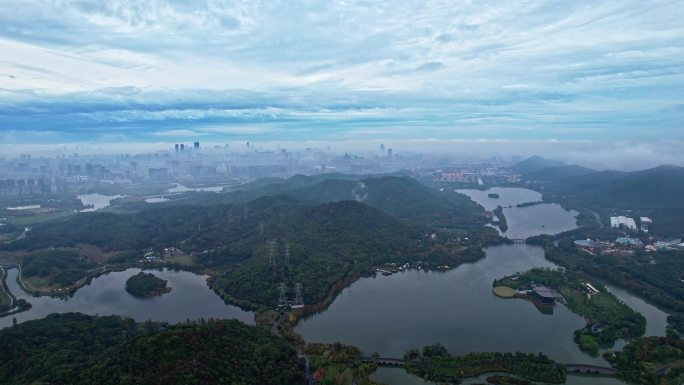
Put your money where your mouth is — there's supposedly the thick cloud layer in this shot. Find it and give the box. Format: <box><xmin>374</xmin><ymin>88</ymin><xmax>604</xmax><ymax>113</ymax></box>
<box><xmin>0</xmin><ymin>1</ymin><xmax>682</xmax><ymax>144</ymax></box>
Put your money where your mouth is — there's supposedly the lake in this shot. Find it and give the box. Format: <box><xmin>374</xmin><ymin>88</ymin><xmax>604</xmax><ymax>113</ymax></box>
<box><xmin>78</xmin><ymin>193</ymin><xmax>125</xmax><ymax>212</ymax></box>
<box><xmin>297</xmin><ymin>187</ymin><xmax>666</xmax><ymax>385</ymax></box>
<box><xmin>456</xmin><ymin>187</ymin><xmax>578</xmax><ymax>239</ymax></box>
<box><xmin>296</xmin><ymin>244</ymin><xmax>596</xmax><ymax>364</ymax></box>
<box><xmin>0</xmin><ymin>268</ymin><xmax>253</xmax><ymax>328</ymax></box>
<box><xmin>298</xmin><ymin>243</ymin><xmax>651</xmax><ymax>384</ymax></box>
<box><xmin>166</xmin><ymin>183</ymin><xmax>230</xmax><ymax>193</ymax></box>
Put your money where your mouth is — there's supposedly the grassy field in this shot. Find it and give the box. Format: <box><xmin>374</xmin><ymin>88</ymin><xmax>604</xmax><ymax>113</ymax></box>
<box><xmin>493</xmin><ymin>286</ymin><xmax>516</xmax><ymax>298</ymax></box>
<box><xmin>165</xmin><ymin>254</ymin><xmax>194</xmax><ymax>266</ymax></box>
<box><xmin>22</xmin><ymin>275</ymin><xmax>60</xmax><ymax>291</ymax></box>
<box><xmin>9</xmin><ymin>211</ymin><xmax>73</xmax><ymax>226</ymax></box>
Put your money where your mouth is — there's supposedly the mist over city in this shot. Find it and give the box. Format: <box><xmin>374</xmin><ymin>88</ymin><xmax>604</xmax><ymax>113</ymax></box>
<box><xmin>0</xmin><ymin>2</ymin><xmax>683</xmax><ymax>385</ymax></box>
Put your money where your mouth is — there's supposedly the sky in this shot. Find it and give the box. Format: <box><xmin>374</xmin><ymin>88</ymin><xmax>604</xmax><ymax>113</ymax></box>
<box><xmin>0</xmin><ymin>0</ymin><xmax>682</xmax><ymax>156</ymax></box>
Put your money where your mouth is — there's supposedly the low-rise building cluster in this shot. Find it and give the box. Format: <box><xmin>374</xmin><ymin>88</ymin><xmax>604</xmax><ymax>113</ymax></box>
<box><xmin>574</xmin><ymin>236</ymin><xmax>684</xmax><ymax>257</ymax></box>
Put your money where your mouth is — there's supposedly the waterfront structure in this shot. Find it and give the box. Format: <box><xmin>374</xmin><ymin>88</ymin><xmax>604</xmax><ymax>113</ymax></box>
<box><xmin>531</xmin><ymin>284</ymin><xmax>555</xmax><ymax>306</ymax></box>
<box><xmin>573</xmin><ymin>239</ymin><xmax>612</xmax><ymax>252</ymax></box>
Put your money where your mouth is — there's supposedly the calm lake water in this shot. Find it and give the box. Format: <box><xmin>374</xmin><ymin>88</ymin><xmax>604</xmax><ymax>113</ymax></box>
<box><xmin>455</xmin><ymin>187</ymin><xmax>542</xmax><ymax>210</ymax></box>
<box><xmin>298</xmin><ymin>187</ymin><xmax>665</xmax><ymax>385</ymax></box>
<box><xmin>166</xmin><ymin>183</ymin><xmax>230</xmax><ymax>193</ymax></box>
<box><xmin>78</xmin><ymin>193</ymin><xmax>125</xmax><ymax>212</ymax></box>
<box><xmin>296</xmin><ymin>244</ymin><xmax>595</xmax><ymax>364</ymax></box>
<box><xmin>0</xmin><ymin>268</ymin><xmax>253</xmax><ymax>328</ymax></box>
<box><xmin>456</xmin><ymin>187</ymin><xmax>578</xmax><ymax>239</ymax></box>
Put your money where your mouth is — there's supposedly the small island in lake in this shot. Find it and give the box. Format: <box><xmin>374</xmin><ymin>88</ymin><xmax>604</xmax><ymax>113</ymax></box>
<box><xmin>125</xmin><ymin>272</ymin><xmax>171</xmax><ymax>297</ymax></box>
<box><xmin>488</xmin><ymin>193</ymin><xmax>500</xmax><ymax>198</ymax></box>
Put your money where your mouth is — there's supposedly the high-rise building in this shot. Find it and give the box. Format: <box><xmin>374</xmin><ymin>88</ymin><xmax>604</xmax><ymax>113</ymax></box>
<box><xmin>194</xmin><ymin>142</ymin><xmax>200</xmax><ymax>150</ymax></box>
<box><xmin>174</xmin><ymin>144</ymin><xmax>179</xmax><ymax>152</ymax></box>
<box><xmin>180</xmin><ymin>144</ymin><xmax>185</xmax><ymax>152</ymax></box>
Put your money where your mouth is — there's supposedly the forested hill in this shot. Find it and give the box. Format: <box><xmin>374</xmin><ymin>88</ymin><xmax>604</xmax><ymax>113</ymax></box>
<box><xmin>6</xmin><ymin>190</ymin><xmax>488</xmax><ymax>307</ymax></box>
<box><xmin>510</xmin><ymin>155</ymin><xmax>566</xmax><ymax>174</ymax></box>
<box><xmin>5</xmin><ymin>174</ymin><xmax>487</xmax><ymax>255</ymax></box>
<box><xmin>291</xmin><ymin>176</ymin><xmax>486</xmax><ymax>229</ymax></box>
<box><xmin>199</xmin><ymin>196</ymin><xmax>480</xmax><ymax>307</ymax></box>
<box><xmin>519</xmin><ymin>163</ymin><xmax>684</xmax><ymax>237</ymax></box>
<box><xmin>0</xmin><ymin>313</ymin><xmax>302</xmax><ymax>385</ymax></box>
<box><xmin>522</xmin><ymin>164</ymin><xmax>595</xmax><ymax>182</ymax></box>
<box><xmin>535</xmin><ymin>165</ymin><xmax>684</xmax><ymax>209</ymax></box>
<box><xmin>174</xmin><ymin>174</ymin><xmax>486</xmax><ymax>230</ymax></box>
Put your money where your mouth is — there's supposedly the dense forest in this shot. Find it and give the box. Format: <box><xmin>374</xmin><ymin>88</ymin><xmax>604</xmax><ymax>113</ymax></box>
<box><xmin>4</xmin><ymin>175</ymin><xmax>487</xmax><ymax>253</ymax></box>
<box><xmin>125</xmin><ymin>272</ymin><xmax>170</xmax><ymax>297</ymax></box>
<box><xmin>0</xmin><ymin>313</ymin><xmax>152</xmax><ymax>384</ymax></box>
<box><xmin>0</xmin><ymin>312</ymin><xmax>303</xmax><ymax>385</ymax></box>
<box><xmin>207</xmin><ymin>198</ymin><xmax>487</xmax><ymax>307</ymax></box>
<box><xmin>606</xmin><ymin>336</ymin><xmax>684</xmax><ymax>385</ymax></box>
<box><xmin>22</xmin><ymin>250</ymin><xmax>96</xmax><ymax>288</ymax></box>
<box><xmin>4</xmin><ymin>175</ymin><xmax>495</xmax><ymax>309</ymax></box>
<box><xmin>305</xmin><ymin>343</ymin><xmax>379</xmax><ymax>385</ymax></box>
<box><xmin>517</xmin><ymin>160</ymin><xmax>684</xmax><ymax>237</ymax></box>
<box><xmin>405</xmin><ymin>343</ymin><xmax>566</xmax><ymax>384</ymax></box>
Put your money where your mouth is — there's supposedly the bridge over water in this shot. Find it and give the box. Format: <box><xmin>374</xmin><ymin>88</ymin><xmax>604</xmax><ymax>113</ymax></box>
<box><xmin>359</xmin><ymin>357</ymin><xmax>619</xmax><ymax>375</ymax></box>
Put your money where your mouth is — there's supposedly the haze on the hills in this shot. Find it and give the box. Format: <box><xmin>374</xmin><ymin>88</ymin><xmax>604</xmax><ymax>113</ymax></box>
<box><xmin>0</xmin><ymin>0</ymin><xmax>682</xmax><ymax>169</ymax></box>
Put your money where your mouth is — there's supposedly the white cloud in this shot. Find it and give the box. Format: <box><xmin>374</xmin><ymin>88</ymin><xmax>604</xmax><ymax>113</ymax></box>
<box><xmin>0</xmin><ymin>0</ymin><xmax>681</xmax><ymax>143</ymax></box>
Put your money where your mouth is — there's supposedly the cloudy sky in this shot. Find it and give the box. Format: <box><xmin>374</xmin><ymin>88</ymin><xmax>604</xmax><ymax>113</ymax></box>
<box><xmin>0</xmin><ymin>0</ymin><xmax>682</xmax><ymax>149</ymax></box>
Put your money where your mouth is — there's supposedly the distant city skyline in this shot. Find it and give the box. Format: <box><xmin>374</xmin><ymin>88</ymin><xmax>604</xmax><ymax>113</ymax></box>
<box><xmin>0</xmin><ymin>1</ymin><xmax>682</xmax><ymax>149</ymax></box>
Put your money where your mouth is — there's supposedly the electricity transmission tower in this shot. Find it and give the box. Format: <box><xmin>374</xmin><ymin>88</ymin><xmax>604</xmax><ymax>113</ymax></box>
<box><xmin>285</xmin><ymin>243</ymin><xmax>291</xmax><ymax>265</ymax></box>
<box><xmin>294</xmin><ymin>283</ymin><xmax>303</xmax><ymax>306</ymax></box>
<box><xmin>267</xmin><ymin>239</ymin><xmax>277</xmax><ymax>266</ymax></box>
<box><xmin>278</xmin><ymin>283</ymin><xmax>288</xmax><ymax>307</ymax></box>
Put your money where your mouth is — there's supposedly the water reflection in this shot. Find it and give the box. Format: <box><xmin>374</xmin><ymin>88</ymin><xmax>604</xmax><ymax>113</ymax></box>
<box><xmin>456</xmin><ymin>187</ymin><xmax>578</xmax><ymax>239</ymax></box>
<box><xmin>0</xmin><ymin>268</ymin><xmax>253</xmax><ymax>328</ymax></box>
<box><xmin>297</xmin><ymin>244</ymin><xmax>599</xmax><ymax>365</ymax></box>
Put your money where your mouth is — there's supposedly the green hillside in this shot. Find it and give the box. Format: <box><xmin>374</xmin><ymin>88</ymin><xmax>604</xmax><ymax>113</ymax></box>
<box><xmin>136</xmin><ymin>174</ymin><xmax>486</xmax><ymax>230</ymax></box>
<box><xmin>0</xmin><ymin>313</ymin><xmax>302</xmax><ymax>385</ymax></box>
<box><xmin>200</xmin><ymin>197</ymin><xmax>480</xmax><ymax>307</ymax></box>
<box><xmin>522</xmin><ymin>164</ymin><xmax>595</xmax><ymax>182</ymax></box>
<box><xmin>520</xmin><ymin>164</ymin><xmax>684</xmax><ymax>236</ymax></box>
<box><xmin>292</xmin><ymin>176</ymin><xmax>486</xmax><ymax>229</ymax></box>
<box><xmin>547</xmin><ymin>165</ymin><xmax>684</xmax><ymax>209</ymax></box>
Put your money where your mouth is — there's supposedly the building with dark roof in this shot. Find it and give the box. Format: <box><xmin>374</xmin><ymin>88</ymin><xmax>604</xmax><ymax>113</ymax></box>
<box><xmin>531</xmin><ymin>284</ymin><xmax>555</xmax><ymax>306</ymax></box>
